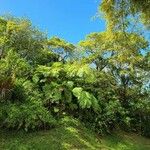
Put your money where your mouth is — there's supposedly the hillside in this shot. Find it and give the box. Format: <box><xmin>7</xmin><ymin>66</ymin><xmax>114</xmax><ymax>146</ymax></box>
<box><xmin>0</xmin><ymin>116</ymin><xmax>150</xmax><ymax>150</ymax></box>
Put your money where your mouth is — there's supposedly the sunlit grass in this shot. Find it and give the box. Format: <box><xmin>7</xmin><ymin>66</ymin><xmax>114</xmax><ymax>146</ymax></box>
<box><xmin>0</xmin><ymin>116</ymin><xmax>150</xmax><ymax>150</ymax></box>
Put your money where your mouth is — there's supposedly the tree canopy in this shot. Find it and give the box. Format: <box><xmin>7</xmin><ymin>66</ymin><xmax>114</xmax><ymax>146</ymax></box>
<box><xmin>0</xmin><ymin>1</ymin><xmax>150</xmax><ymax>137</ymax></box>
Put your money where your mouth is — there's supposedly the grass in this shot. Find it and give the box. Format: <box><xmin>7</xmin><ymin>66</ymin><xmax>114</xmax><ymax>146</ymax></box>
<box><xmin>0</xmin><ymin>116</ymin><xmax>150</xmax><ymax>150</ymax></box>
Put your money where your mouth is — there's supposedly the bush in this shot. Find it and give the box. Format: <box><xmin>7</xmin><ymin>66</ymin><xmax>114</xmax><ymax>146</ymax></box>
<box><xmin>0</xmin><ymin>101</ymin><xmax>56</xmax><ymax>131</ymax></box>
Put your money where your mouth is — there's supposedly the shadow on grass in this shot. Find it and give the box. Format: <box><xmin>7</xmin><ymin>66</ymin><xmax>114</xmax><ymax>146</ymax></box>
<box><xmin>101</xmin><ymin>131</ymin><xmax>150</xmax><ymax>150</ymax></box>
<box><xmin>0</xmin><ymin>116</ymin><xmax>150</xmax><ymax>150</ymax></box>
<box><xmin>0</xmin><ymin>117</ymin><xmax>103</xmax><ymax>150</ymax></box>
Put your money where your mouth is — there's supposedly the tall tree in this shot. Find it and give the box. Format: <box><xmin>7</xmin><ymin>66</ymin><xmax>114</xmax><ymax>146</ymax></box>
<box><xmin>100</xmin><ymin>0</ymin><xmax>150</xmax><ymax>30</ymax></box>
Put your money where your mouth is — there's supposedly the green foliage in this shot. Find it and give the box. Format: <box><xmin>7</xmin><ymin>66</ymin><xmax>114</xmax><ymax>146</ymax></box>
<box><xmin>0</xmin><ymin>100</ymin><xmax>56</xmax><ymax>131</ymax></box>
<box><xmin>0</xmin><ymin>11</ymin><xmax>149</xmax><ymax>138</ymax></box>
<box><xmin>43</xmin><ymin>82</ymin><xmax>62</xmax><ymax>102</ymax></box>
<box><xmin>0</xmin><ymin>50</ymin><xmax>30</xmax><ymax>102</ymax></box>
<box><xmin>100</xmin><ymin>0</ymin><xmax>150</xmax><ymax>30</ymax></box>
<box><xmin>72</xmin><ymin>87</ymin><xmax>99</xmax><ymax>111</ymax></box>
<box><xmin>65</xmin><ymin>62</ymin><xmax>96</xmax><ymax>82</ymax></box>
<box><xmin>0</xmin><ymin>78</ymin><xmax>56</xmax><ymax>131</ymax></box>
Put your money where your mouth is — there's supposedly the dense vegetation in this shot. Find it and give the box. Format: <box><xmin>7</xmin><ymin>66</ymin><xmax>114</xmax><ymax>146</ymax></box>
<box><xmin>0</xmin><ymin>0</ymin><xmax>150</xmax><ymax>139</ymax></box>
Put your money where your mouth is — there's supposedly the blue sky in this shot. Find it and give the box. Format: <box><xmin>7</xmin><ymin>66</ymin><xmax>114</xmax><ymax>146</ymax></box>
<box><xmin>0</xmin><ymin>0</ymin><xmax>105</xmax><ymax>43</ymax></box>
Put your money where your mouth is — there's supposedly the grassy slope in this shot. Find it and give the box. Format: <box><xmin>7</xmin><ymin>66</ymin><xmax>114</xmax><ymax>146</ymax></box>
<box><xmin>0</xmin><ymin>116</ymin><xmax>150</xmax><ymax>150</ymax></box>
